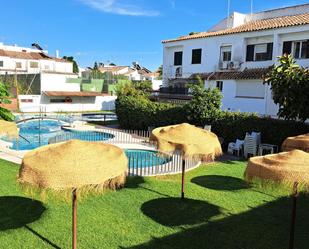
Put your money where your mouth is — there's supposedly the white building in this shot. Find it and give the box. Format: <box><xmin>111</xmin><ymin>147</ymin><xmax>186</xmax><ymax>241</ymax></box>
<box><xmin>0</xmin><ymin>43</ymin><xmax>115</xmax><ymax>112</ymax></box>
<box><xmin>97</xmin><ymin>62</ymin><xmax>162</xmax><ymax>89</ymax></box>
<box><xmin>162</xmin><ymin>4</ymin><xmax>309</xmax><ymax>116</ymax></box>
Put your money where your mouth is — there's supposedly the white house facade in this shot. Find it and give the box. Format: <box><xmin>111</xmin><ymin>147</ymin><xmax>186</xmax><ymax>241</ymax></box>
<box><xmin>0</xmin><ymin>43</ymin><xmax>116</xmax><ymax>112</ymax></box>
<box><xmin>162</xmin><ymin>4</ymin><xmax>309</xmax><ymax>117</ymax></box>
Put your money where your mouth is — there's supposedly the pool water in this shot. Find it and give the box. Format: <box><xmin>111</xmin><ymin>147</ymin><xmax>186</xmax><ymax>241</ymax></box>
<box><xmin>7</xmin><ymin>120</ymin><xmax>113</xmax><ymax>150</ymax></box>
<box><xmin>125</xmin><ymin>149</ymin><xmax>172</xmax><ymax>168</ymax></box>
<box><xmin>3</xmin><ymin>119</ymin><xmax>170</xmax><ymax>168</ymax></box>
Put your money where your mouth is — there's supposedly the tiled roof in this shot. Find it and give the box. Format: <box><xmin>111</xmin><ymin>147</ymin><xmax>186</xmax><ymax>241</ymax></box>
<box><xmin>192</xmin><ymin>68</ymin><xmax>271</xmax><ymax>80</ymax></box>
<box><xmin>43</xmin><ymin>91</ymin><xmax>109</xmax><ymax>97</ymax></box>
<box><xmin>163</xmin><ymin>13</ymin><xmax>309</xmax><ymax>43</ymax></box>
<box><xmin>0</xmin><ymin>49</ymin><xmax>67</xmax><ymax>62</ymax></box>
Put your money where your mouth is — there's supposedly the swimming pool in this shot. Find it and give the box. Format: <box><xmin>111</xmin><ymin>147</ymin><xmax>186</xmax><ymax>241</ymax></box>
<box><xmin>125</xmin><ymin>149</ymin><xmax>172</xmax><ymax>168</ymax></box>
<box><xmin>7</xmin><ymin>120</ymin><xmax>113</xmax><ymax>150</ymax></box>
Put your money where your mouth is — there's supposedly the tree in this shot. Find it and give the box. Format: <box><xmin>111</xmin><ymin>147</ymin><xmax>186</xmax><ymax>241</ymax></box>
<box><xmin>264</xmin><ymin>55</ymin><xmax>309</xmax><ymax>122</ymax></box>
<box><xmin>157</xmin><ymin>65</ymin><xmax>163</xmax><ymax>80</ymax></box>
<box><xmin>93</xmin><ymin>62</ymin><xmax>99</xmax><ymax>71</ymax></box>
<box><xmin>0</xmin><ymin>81</ymin><xmax>14</xmax><ymax>121</ymax></box>
<box><xmin>185</xmin><ymin>81</ymin><xmax>222</xmax><ymax>126</ymax></box>
<box><xmin>63</xmin><ymin>56</ymin><xmax>79</xmax><ymax>73</ymax></box>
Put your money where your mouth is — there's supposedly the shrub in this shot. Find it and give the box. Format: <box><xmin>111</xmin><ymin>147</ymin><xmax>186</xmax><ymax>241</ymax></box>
<box><xmin>115</xmin><ymin>95</ymin><xmax>186</xmax><ymax>130</ymax></box>
<box><xmin>264</xmin><ymin>55</ymin><xmax>309</xmax><ymax>122</ymax></box>
<box><xmin>185</xmin><ymin>85</ymin><xmax>222</xmax><ymax>126</ymax></box>
<box><xmin>211</xmin><ymin>111</ymin><xmax>309</xmax><ymax>148</ymax></box>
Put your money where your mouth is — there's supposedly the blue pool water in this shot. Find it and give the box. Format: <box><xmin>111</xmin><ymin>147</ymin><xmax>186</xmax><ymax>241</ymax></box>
<box><xmin>125</xmin><ymin>149</ymin><xmax>172</xmax><ymax>168</ymax></box>
<box><xmin>3</xmin><ymin>119</ymin><xmax>170</xmax><ymax>168</ymax></box>
<box><xmin>7</xmin><ymin>120</ymin><xmax>113</xmax><ymax>150</ymax></box>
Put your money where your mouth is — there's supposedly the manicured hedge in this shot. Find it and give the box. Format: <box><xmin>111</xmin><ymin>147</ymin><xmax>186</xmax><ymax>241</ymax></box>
<box><xmin>116</xmin><ymin>95</ymin><xmax>309</xmax><ymax>149</ymax></box>
<box><xmin>115</xmin><ymin>95</ymin><xmax>186</xmax><ymax>130</ymax></box>
<box><xmin>211</xmin><ymin>112</ymin><xmax>309</xmax><ymax>149</ymax></box>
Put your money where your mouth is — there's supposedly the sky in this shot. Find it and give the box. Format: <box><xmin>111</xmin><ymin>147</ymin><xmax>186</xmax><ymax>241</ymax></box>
<box><xmin>0</xmin><ymin>0</ymin><xmax>308</xmax><ymax>71</ymax></box>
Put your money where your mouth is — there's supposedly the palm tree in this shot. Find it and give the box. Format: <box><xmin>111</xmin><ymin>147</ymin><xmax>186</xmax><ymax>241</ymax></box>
<box><xmin>0</xmin><ymin>81</ymin><xmax>14</xmax><ymax>121</ymax></box>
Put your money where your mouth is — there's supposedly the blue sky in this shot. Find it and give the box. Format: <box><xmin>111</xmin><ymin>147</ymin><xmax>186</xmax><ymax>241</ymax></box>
<box><xmin>0</xmin><ymin>0</ymin><xmax>308</xmax><ymax>71</ymax></box>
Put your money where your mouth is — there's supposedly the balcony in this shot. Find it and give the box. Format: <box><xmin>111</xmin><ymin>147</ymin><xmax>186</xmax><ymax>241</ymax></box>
<box><xmin>218</xmin><ymin>61</ymin><xmax>242</xmax><ymax>71</ymax></box>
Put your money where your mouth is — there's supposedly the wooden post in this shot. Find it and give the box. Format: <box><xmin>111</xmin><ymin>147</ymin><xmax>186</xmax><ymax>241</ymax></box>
<box><xmin>289</xmin><ymin>182</ymin><xmax>298</xmax><ymax>249</ymax></box>
<box><xmin>72</xmin><ymin>188</ymin><xmax>77</xmax><ymax>249</ymax></box>
<box><xmin>181</xmin><ymin>159</ymin><xmax>185</xmax><ymax>199</ymax></box>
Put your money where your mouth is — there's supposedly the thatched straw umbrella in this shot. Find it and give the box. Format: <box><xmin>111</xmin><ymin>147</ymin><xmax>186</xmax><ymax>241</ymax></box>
<box><xmin>0</xmin><ymin>120</ymin><xmax>19</xmax><ymax>138</ymax></box>
<box><xmin>19</xmin><ymin>139</ymin><xmax>128</xmax><ymax>249</ymax></box>
<box><xmin>244</xmin><ymin>150</ymin><xmax>309</xmax><ymax>249</ymax></box>
<box><xmin>150</xmin><ymin>123</ymin><xmax>222</xmax><ymax>199</ymax></box>
<box><xmin>282</xmin><ymin>134</ymin><xmax>309</xmax><ymax>152</ymax></box>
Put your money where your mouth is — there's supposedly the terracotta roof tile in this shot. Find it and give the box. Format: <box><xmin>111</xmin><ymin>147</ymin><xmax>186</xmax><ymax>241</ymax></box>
<box><xmin>163</xmin><ymin>13</ymin><xmax>309</xmax><ymax>43</ymax></box>
<box><xmin>192</xmin><ymin>68</ymin><xmax>271</xmax><ymax>80</ymax></box>
<box><xmin>43</xmin><ymin>91</ymin><xmax>109</xmax><ymax>97</ymax></box>
<box><xmin>0</xmin><ymin>49</ymin><xmax>67</xmax><ymax>62</ymax></box>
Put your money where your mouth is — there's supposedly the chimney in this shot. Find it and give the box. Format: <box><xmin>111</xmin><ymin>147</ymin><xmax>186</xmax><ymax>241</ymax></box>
<box><xmin>55</xmin><ymin>50</ymin><xmax>60</xmax><ymax>58</ymax></box>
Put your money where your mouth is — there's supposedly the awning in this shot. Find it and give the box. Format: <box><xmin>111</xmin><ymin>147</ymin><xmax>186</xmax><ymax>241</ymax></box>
<box><xmin>43</xmin><ymin>91</ymin><xmax>109</xmax><ymax>97</ymax></box>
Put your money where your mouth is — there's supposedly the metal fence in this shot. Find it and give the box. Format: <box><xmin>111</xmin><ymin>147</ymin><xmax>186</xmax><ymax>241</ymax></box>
<box><xmin>127</xmin><ymin>152</ymin><xmax>200</xmax><ymax>176</ymax></box>
<box><xmin>48</xmin><ymin>128</ymin><xmax>201</xmax><ymax>176</ymax></box>
<box><xmin>48</xmin><ymin>128</ymin><xmax>153</xmax><ymax>145</ymax></box>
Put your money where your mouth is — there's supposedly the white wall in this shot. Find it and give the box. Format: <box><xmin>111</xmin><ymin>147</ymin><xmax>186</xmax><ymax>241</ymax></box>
<box><xmin>163</xmin><ymin>25</ymin><xmax>309</xmax><ymax>85</ymax></box>
<box><xmin>18</xmin><ymin>95</ymin><xmax>117</xmax><ymax>112</ymax></box>
<box><xmin>206</xmin><ymin>80</ymin><xmax>270</xmax><ymax>114</ymax></box>
<box><xmin>40</xmin><ymin>73</ymin><xmax>80</xmax><ymax>92</ymax></box>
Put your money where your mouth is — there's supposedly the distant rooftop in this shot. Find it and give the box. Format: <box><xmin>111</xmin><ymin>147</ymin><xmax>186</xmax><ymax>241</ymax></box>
<box><xmin>0</xmin><ymin>43</ymin><xmax>66</xmax><ymax>62</ymax></box>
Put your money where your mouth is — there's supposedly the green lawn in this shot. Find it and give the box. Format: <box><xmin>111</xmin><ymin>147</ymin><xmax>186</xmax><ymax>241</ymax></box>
<box><xmin>0</xmin><ymin>158</ymin><xmax>308</xmax><ymax>249</ymax></box>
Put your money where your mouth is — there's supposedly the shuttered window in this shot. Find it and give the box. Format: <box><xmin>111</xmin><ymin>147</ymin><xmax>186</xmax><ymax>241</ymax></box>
<box><xmin>246</xmin><ymin>45</ymin><xmax>254</xmax><ymax>61</ymax></box>
<box><xmin>246</xmin><ymin>43</ymin><xmax>273</xmax><ymax>61</ymax></box>
<box><xmin>282</xmin><ymin>40</ymin><xmax>309</xmax><ymax>58</ymax></box>
<box><xmin>191</xmin><ymin>49</ymin><xmax>202</xmax><ymax>64</ymax></box>
<box><xmin>236</xmin><ymin>81</ymin><xmax>265</xmax><ymax>99</ymax></box>
<box><xmin>174</xmin><ymin>51</ymin><xmax>183</xmax><ymax>66</ymax></box>
<box><xmin>283</xmin><ymin>41</ymin><xmax>292</xmax><ymax>55</ymax></box>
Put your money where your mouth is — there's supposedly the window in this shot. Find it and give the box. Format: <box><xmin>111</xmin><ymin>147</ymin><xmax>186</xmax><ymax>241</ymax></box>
<box><xmin>30</xmin><ymin>61</ymin><xmax>39</xmax><ymax>68</ymax></box>
<box><xmin>0</xmin><ymin>61</ymin><xmax>3</xmax><ymax>67</ymax></box>
<box><xmin>236</xmin><ymin>81</ymin><xmax>265</xmax><ymax>99</ymax></box>
<box><xmin>246</xmin><ymin>43</ymin><xmax>273</xmax><ymax>61</ymax></box>
<box><xmin>44</xmin><ymin>65</ymin><xmax>50</xmax><ymax>70</ymax></box>
<box><xmin>220</xmin><ymin>46</ymin><xmax>232</xmax><ymax>62</ymax></box>
<box><xmin>20</xmin><ymin>99</ymin><xmax>33</xmax><ymax>103</ymax></box>
<box><xmin>216</xmin><ymin>81</ymin><xmax>223</xmax><ymax>92</ymax></box>
<box><xmin>283</xmin><ymin>40</ymin><xmax>309</xmax><ymax>59</ymax></box>
<box><xmin>15</xmin><ymin>62</ymin><xmax>22</xmax><ymax>69</ymax></box>
<box><xmin>50</xmin><ymin>99</ymin><xmax>66</xmax><ymax>103</ymax></box>
<box><xmin>174</xmin><ymin>51</ymin><xmax>183</xmax><ymax>66</ymax></box>
<box><xmin>191</xmin><ymin>49</ymin><xmax>202</xmax><ymax>64</ymax></box>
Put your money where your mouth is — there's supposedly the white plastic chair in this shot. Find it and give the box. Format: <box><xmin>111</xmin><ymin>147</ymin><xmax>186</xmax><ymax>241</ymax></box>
<box><xmin>228</xmin><ymin>139</ymin><xmax>244</xmax><ymax>156</ymax></box>
<box><xmin>244</xmin><ymin>132</ymin><xmax>261</xmax><ymax>158</ymax></box>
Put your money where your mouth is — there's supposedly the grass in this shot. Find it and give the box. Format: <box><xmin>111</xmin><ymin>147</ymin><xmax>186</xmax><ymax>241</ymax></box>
<box><xmin>0</xmin><ymin>158</ymin><xmax>308</xmax><ymax>249</ymax></box>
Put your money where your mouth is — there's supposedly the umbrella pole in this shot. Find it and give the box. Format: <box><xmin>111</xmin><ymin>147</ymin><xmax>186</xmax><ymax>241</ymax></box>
<box><xmin>72</xmin><ymin>188</ymin><xmax>77</xmax><ymax>249</ymax></box>
<box><xmin>289</xmin><ymin>182</ymin><xmax>298</xmax><ymax>249</ymax></box>
<box><xmin>181</xmin><ymin>159</ymin><xmax>185</xmax><ymax>199</ymax></box>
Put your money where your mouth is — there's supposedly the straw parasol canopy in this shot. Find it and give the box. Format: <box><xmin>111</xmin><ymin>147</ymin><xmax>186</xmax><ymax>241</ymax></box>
<box><xmin>0</xmin><ymin>120</ymin><xmax>19</xmax><ymax>139</ymax></box>
<box><xmin>19</xmin><ymin>139</ymin><xmax>128</xmax><ymax>191</ymax></box>
<box><xmin>282</xmin><ymin>134</ymin><xmax>309</xmax><ymax>153</ymax></box>
<box><xmin>245</xmin><ymin>150</ymin><xmax>309</xmax><ymax>185</ymax></box>
<box><xmin>150</xmin><ymin>123</ymin><xmax>222</xmax><ymax>161</ymax></box>
<box><xmin>19</xmin><ymin>139</ymin><xmax>128</xmax><ymax>249</ymax></box>
<box><xmin>151</xmin><ymin>123</ymin><xmax>222</xmax><ymax>199</ymax></box>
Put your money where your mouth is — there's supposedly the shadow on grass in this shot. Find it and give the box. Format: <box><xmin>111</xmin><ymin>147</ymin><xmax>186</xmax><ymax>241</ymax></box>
<box><xmin>126</xmin><ymin>194</ymin><xmax>309</xmax><ymax>249</ymax></box>
<box><xmin>125</xmin><ymin>176</ymin><xmax>146</xmax><ymax>189</ymax></box>
<box><xmin>141</xmin><ymin>197</ymin><xmax>220</xmax><ymax>227</ymax></box>
<box><xmin>0</xmin><ymin>196</ymin><xmax>45</xmax><ymax>231</ymax></box>
<box><xmin>125</xmin><ymin>176</ymin><xmax>171</xmax><ymax>197</ymax></box>
<box><xmin>191</xmin><ymin>175</ymin><xmax>250</xmax><ymax>191</ymax></box>
<box><xmin>25</xmin><ymin>225</ymin><xmax>61</xmax><ymax>249</ymax></box>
